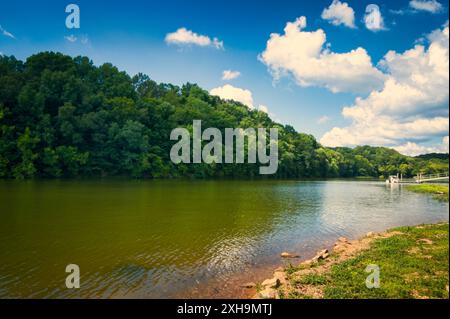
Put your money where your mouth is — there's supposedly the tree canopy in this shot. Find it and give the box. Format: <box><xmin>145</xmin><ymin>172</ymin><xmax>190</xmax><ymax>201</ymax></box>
<box><xmin>0</xmin><ymin>52</ymin><xmax>448</xmax><ymax>179</ymax></box>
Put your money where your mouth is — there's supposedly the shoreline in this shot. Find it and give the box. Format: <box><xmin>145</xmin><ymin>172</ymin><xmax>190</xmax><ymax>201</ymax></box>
<box><xmin>250</xmin><ymin>221</ymin><xmax>449</xmax><ymax>299</ymax></box>
<box><xmin>405</xmin><ymin>184</ymin><xmax>449</xmax><ymax>202</ymax></box>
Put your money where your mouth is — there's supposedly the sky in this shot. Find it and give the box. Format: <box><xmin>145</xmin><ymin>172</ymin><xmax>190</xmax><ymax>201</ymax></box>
<box><xmin>0</xmin><ymin>0</ymin><xmax>449</xmax><ymax>155</ymax></box>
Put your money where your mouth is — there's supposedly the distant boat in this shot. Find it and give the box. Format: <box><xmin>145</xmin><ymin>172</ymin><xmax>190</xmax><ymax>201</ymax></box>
<box><xmin>386</xmin><ymin>175</ymin><xmax>400</xmax><ymax>184</ymax></box>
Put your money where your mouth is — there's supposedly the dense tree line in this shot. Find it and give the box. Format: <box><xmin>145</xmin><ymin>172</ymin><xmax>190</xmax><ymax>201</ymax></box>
<box><xmin>0</xmin><ymin>52</ymin><xmax>448</xmax><ymax>179</ymax></box>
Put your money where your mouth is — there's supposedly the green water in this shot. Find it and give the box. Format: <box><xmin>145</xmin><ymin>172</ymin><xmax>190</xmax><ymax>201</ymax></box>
<box><xmin>0</xmin><ymin>179</ymin><xmax>448</xmax><ymax>298</ymax></box>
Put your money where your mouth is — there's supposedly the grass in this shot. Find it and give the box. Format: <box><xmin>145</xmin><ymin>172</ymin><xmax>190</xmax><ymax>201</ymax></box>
<box><xmin>286</xmin><ymin>223</ymin><xmax>449</xmax><ymax>299</ymax></box>
<box><xmin>297</xmin><ymin>273</ymin><xmax>328</xmax><ymax>286</ymax></box>
<box><xmin>406</xmin><ymin>184</ymin><xmax>449</xmax><ymax>202</ymax></box>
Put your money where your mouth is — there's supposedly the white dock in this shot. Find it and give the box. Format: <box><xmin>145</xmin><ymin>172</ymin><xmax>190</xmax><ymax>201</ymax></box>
<box><xmin>386</xmin><ymin>172</ymin><xmax>449</xmax><ymax>184</ymax></box>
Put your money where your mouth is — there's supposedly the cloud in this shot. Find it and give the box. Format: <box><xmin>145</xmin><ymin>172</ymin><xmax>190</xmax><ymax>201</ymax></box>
<box><xmin>320</xmin><ymin>24</ymin><xmax>449</xmax><ymax>155</ymax></box>
<box><xmin>64</xmin><ymin>35</ymin><xmax>77</xmax><ymax>43</ymax></box>
<box><xmin>257</xmin><ymin>104</ymin><xmax>280</xmax><ymax>122</ymax></box>
<box><xmin>222</xmin><ymin>70</ymin><xmax>241</xmax><ymax>80</ymax></box>
<box><xmin>165</xmin><ymin>28</ymin><xmax>223</xmax><ymax>49</ymax></box>
<box><xmin>0</xmin><ymin>25</ymin><xmax>15</xmax><ymax>39</ymax></box>
<box><xmin>395</xmin><ymin>136</ymin><xmax>449</xmax><ymax>156</ymax></box>
<box><xmin>210</xmin><ymin>84</ymin><xmax>254</xmax><ymax>108</ymax></box>
<box><xmin>258</xmin><ymin>105</ymin><xmax>269</xmax><ymax>113</ymax></box>
<box><xmin>364</xmin><ymin>4</ymin><xmax>386</xmax><ymax>31</ymax></box>
<box><xmin>409</xmin><ymin>0</ymin><xmax>443</xmax><ymax>13</ymax></box>
<box><xmin>321</xmin><ymin>0</ymin><xmax>356</xmax><ymax>28</ymax></box>
<box><xmin>317</xmin><ymin>116</ymin><xmax>331</xmax><ymax>124</ymax></box>
<box><xmin>391</xmin><ymin>1</ymin><xmax>444</xmax><ymax>15</ymax></box>
<box><xmin>259</xmin><ymin>16</ymin><xmax>385</xmax><ymax>94</ymax></box>
<box><xmin>209</xmin><ymin>86</ymin><xmax>274</xmax><ymax>117</ymax></box>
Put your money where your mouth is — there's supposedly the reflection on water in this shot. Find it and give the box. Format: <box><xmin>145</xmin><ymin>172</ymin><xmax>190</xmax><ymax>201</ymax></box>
<box><xmin>0</xmin><ymin>180</ymin><xmax>448</xmax><ymax>298</ymax></box>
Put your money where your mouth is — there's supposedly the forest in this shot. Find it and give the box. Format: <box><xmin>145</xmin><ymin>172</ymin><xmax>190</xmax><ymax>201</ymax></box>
<box><xmin>0</xmin><ymin>52</ymin><xmax>448</xmax><ymax>179</ymax></box>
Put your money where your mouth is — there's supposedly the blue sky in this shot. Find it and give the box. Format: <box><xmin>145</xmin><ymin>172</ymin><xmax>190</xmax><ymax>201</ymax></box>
<box><xmin>0</xmin><ymin>0</ymin><xmax>449</xmax><ymax>155</ymax></box>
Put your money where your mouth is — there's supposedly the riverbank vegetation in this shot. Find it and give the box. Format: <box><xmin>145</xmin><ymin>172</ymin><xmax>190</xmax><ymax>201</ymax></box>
<box><xmin>406</xmin><ymin>184</ymin><xmax>449</xmax><ymax>202</ymax></box>
<box><xmin>1</xmin><ymin>52</ymin><xmax>448</xmax><ymax>179</ymax></box>
<box><xmin>256</xmin><ymin>223</ymin><xmax>449</xmax><ymax>299</ymax></box>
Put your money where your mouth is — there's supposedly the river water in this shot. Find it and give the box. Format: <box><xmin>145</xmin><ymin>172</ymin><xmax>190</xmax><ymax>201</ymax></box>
<box><xmin>0</xmin><ymin>179</ymin><xmax>448</xmax><ymax>298</ymax></box>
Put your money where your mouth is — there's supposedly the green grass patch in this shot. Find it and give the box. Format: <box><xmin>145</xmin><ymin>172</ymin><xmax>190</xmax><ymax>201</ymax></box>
<box><xmin>297</xmin><ymin>273</ymin><xmax>328</xmax><ymax>286</ymax></box>
<box><xmin>323</xmin><ymin>224</ymin><xmax>449</xmax><ymax>299</ymax></box>
<box><xmin>284</xmin><ymin>263</ymin><xmax>298</xmax><ymax>276</ymax></box>
<box><xmin>406</xmin><ymin>184</ymin><xmax>449</xmax><ymax>202</ymax></box>
<box><xmin>286</xmin><ymin>291</ymin><xmax>313</xmax><ymax>299</ymax></box>
<box><xmin>287</xmin><ymin>223</ymin><xmax>449</xmax><ymax>299</ymax></box>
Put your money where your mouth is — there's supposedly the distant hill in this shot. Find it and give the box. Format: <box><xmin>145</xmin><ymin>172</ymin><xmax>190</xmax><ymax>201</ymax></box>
<box><xmin>415</xmin><ymin>153</ymin><xmax>449</xmax><ymax>161</ymax></box>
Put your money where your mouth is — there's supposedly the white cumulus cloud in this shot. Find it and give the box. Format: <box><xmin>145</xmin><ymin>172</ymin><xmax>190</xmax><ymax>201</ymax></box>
<box><xmin>259</xmin><ymin>16</ymin><xmax>385</xmax><ymax>94</ymax></box>
<box><xmin>222</xmin><ymin>70</ymin><xmax>241</xmax><ymax>80</ymax></box>
<box><xmin>395</xmin><ymin>136</ymin><xmax>449</xmax><ymax>156</ymax></box>
<box><xmin>321</xmin><ymin>0</ymin><xmax>356</xmax><ymax>28</ymax></box>
<box><xmin>364</xmin><ymin>4</ymin><xmax>386</xmax><ymax>32</ymax></box>
<box><xmin>409</xmin><ymin>0</ymin><xmax>443</xmax><ymax>13</ymax></box>
<box><xmin>165</xmin><ymin>28</ymin><xmax>223</xmax><ymax>49</ymax></box>
<box><xmin>320</xmin><ymin>24</ymin><xmax>449</xmax><ymax>155</ymax></box>
<box><xmin>210</xmin><ymin>84</ymin><xmax>254</xmax><ymax>108</ymax></box>
<box><xmin>258</xmin><ymin>105</ymin><xmax>269</xmax><ymax>113</ymax></box>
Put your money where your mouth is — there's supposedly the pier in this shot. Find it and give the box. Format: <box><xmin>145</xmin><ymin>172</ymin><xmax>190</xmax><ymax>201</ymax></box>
<box><xmin>386</xmin><ymin>172</ymin><xmax>449</xmax><ymax>184</ymax></box>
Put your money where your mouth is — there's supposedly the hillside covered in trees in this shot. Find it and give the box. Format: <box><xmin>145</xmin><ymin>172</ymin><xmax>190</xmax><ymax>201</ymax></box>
<box><xmin>0</xmin><ymin>52</ymin><xmax>448</xmax><ymax>179</ymax></box>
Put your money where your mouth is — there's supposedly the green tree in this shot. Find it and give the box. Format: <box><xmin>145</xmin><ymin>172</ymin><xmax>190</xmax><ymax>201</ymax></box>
<box><xmin>0</xmin><ymin>53</ymin><xmax>447</xmax><ymax>180</ymax></box>
<box><xmin>13</xmin><ymin>128</ymin><xmax>40</xmax><ymax>179</ymax></box>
